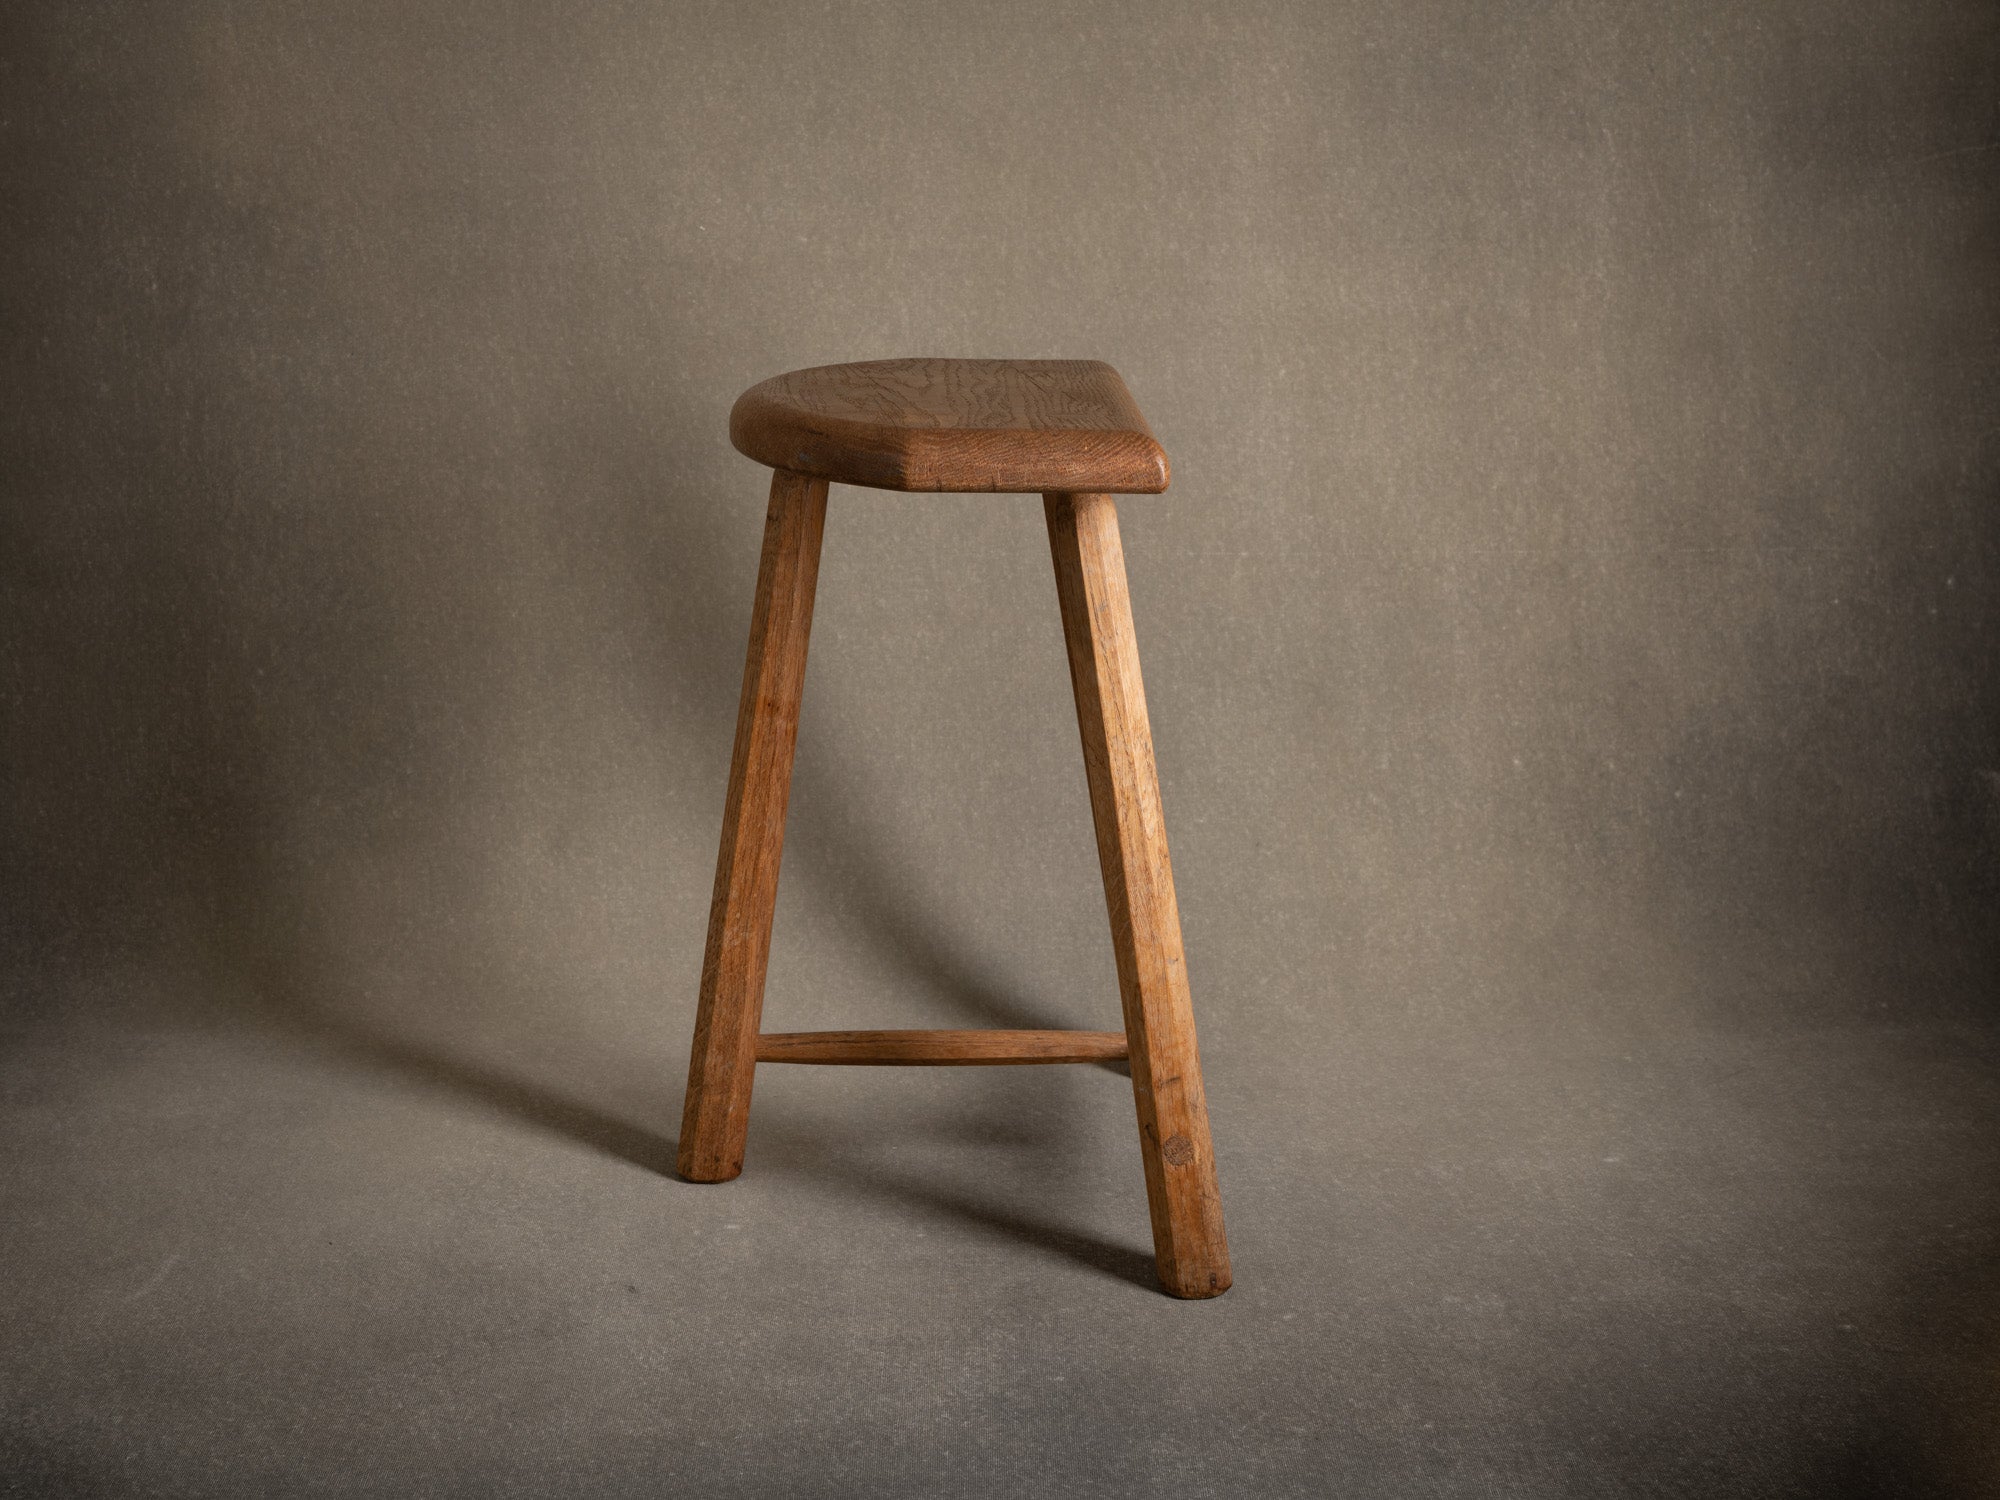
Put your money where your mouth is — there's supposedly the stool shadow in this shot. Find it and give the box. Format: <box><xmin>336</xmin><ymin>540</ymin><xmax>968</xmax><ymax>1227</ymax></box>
<box><xmin>757</xmin><ymin>1146</ymin><xmax>1160</xmax><ymax>1293</ymax></box>
<box><xmin>315</xmin><ymin>1024</ymin><xmax>680</xmax><ymax>1179</ymax></box>
<box><xmin>226</xmin><ymin>979</ymin><xmax>1156</xmax><ymax>1292</ymax></box>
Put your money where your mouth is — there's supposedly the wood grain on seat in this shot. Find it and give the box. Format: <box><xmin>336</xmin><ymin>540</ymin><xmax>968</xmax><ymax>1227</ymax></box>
<box><xmin>729</xmin><ymin>358</ymin><xmax>1170</xmax><ymax>494</ymax></box>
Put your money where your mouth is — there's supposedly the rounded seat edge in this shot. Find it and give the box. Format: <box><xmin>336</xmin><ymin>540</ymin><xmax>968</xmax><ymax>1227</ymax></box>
<box><xmin>728</xmin><ymin>362</ymin><xmax>1172</xmax><ymax>495</ymax></box>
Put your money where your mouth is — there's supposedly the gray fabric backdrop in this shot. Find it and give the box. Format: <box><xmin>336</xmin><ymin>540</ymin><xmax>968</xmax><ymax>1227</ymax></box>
<box><xmin>5</xmin><ymin>3</ymin><xmax>1996</xmax><ymax>1494</ymax></box>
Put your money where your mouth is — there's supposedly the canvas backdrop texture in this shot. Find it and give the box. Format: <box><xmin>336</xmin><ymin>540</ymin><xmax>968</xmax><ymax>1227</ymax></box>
<box><xmin>3</xmin><ymin>2</ymin><xmax>1996</xmax><ymax>1494</ymax></box>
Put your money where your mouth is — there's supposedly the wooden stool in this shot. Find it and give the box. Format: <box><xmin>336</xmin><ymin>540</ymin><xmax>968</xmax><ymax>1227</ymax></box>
<box><xmin>677</xmin><ymin>358</ymin><xmax>1231</xmax><ymax>1298</ymax></box>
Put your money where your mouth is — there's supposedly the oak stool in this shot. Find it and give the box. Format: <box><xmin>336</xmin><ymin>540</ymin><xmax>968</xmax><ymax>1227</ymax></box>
<box><xmin>677</xmin><ymin>359</ymin><xmax>1230</xmax><ymax>1298</ymax></box>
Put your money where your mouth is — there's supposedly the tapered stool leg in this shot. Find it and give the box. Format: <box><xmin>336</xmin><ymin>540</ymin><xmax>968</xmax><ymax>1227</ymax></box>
<box><xmin>678</xmin><ymin>469</ymin><xmax>829</xmax><ymax>1182</ymax></box>
<box><xmin>1045</xmin><ymin>492</ymin><xmax>1232</xmax><ymax>1298</ymax></box>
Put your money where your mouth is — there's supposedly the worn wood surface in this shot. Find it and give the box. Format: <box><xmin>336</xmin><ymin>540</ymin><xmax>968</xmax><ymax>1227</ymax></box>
<box><xmin>730</xmin><ymin>358</ymin><xmax>1170</xmax><ymax>494</ymax></box>
<box><xmin>677</xmin><ymin>468</ymin><xmax>828</xmax><ymax>1183</ymax></box>
<box><xmin>1046</xmin><ymin>491</ymin><xmax>1231</xmax><ymax>1298</ymax></box>
<box><xmin>757</xmin><ymin>1029</ymin><xmax>1130</xmax><ymax>1066</ymax></box>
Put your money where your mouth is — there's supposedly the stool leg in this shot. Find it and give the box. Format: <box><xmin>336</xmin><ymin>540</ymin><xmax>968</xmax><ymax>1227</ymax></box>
<box><xmin>678</xmin><ymin>469</ymin><xmax>829</xmax><ymax>1183</ymax></box>
<box><xmin>1045</xmin><ymin>492</ymin><xmax>1232</xmax><ymax>1298</ymax></box>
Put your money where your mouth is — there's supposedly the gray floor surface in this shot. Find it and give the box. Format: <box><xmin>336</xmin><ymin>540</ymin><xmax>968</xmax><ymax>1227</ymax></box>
<box><xmin>4</xmin><ymin>927</ymin><xmax>1995</xmax><ymax>1498</ymax></box>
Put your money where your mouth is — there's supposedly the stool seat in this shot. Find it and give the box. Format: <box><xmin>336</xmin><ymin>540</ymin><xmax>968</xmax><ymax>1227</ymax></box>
<box><xmin>729</xmin><ymin>357</ymin><xmax>1171</xmax><ymax>494</ymax></box>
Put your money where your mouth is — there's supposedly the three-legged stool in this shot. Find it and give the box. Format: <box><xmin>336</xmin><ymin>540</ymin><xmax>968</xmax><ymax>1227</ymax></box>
<box><xmin>677</xmin><ymin>358</ymin><xmax>1230</xmax><ymax>1298</ymax></box>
